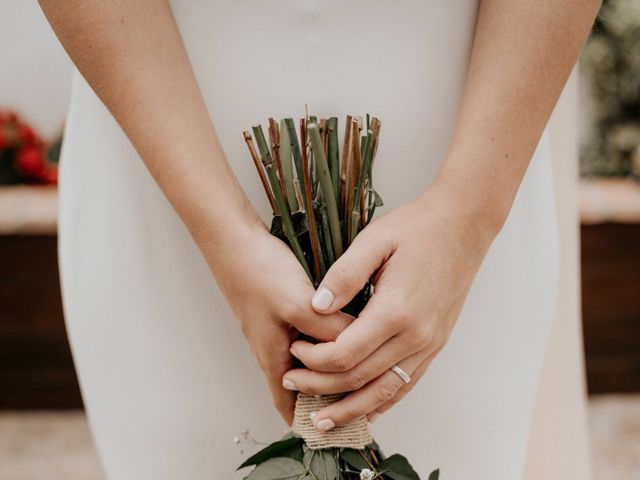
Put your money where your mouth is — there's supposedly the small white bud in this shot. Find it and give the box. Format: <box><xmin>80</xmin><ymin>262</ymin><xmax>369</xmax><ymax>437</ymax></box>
<box><xmin>233</xmin><ymin>436</ymin><xmax>240</xmax><ymax>444</ymax></box>
<box><xmin>360</xmin><ymin>468</ymin><xmax>375</xmax><ymax>480</ymax></box>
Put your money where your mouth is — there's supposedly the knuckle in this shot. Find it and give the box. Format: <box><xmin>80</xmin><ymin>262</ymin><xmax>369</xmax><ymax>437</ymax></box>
<box><xmin>375</xmin><ymin>382</ymin><xmax>398</xmax><ymax>404</ymax></box>
<box><xmin>331</xmin><ymin>257</ymin><xmax>362</xmax><ymax>293</ymax></box>
<box><xmin>344</xmin><ymin>370</ymin><xmax>368</xmax><ymax>391</ymax></box>
<box><xmin>300</xmin><ymin>380</ymin><xmax>319</xmax><ymax>397</ymax></box>
<box><xmin>337</xmin><ymin>404</ymin><xmax>361</xmax><ymax>423</ymax></box>
<box><xmin>414</xmin><ymin>323</ymin><xmax>436</xmax><ymax>348</ymax></box>
<box><xmin>329</xmin><ymin>350</ymin><xmax>357</xmax><ymax>372</ymax></box>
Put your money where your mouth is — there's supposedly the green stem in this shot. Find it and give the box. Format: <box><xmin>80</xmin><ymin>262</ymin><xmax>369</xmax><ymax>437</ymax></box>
<box><xmin>319</xmin><ymin>203</ymin><xmax>335</xmax><ymax>267</ymax></box>
<box><xmin>308</xmin><ymin>122</ymin><xmax>344</xmax><ymax>258</ymax></box>
<box><xmin>279</xmin><ymin>118</ymin><xmax>298</xmax><ymax>212</ymax></box>
<box><xmin>284</xmin><ymin>118</ymin><xmax>305</xmax><ymax>202</ymax></box>
<box><xmin>350</xmin><ymin>130</ymin><xmax>373</xmax><ymax>241</ymax></box>
<box><xmin>327</xmin><ymin>117</ymin><xmax>340</xmax><ymax>206</ymax></box>
<box><xmin>252</xmin><ymin>124</ymin><xmax>312</xmax><ymax>281</ymax></box>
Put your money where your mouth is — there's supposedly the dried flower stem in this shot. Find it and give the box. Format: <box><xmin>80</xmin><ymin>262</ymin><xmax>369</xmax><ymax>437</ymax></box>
<box><xmin>243</xmin><ymin>131</ymin><xmax>276</xmax><ymax>213</ymax></box>
<box><xmin>268</xmin><ymin>118</ymin><xmax>288</xmax><ymax>208</ymax></box>
<box><xmin>300</xmin><ymin>118</ymin><xmax>323</xmax><ymax>282</ymax></box>
<box><xmin>346</xmin><ymin>117</ymin><xmax>362</xmax><ymax>241</ymax></box>
<box><xmin>308</xmin><ymin>122</ymin><xmax>344</xmax><ymax>258</ymax></box>
<box><xmin>339</xmin><ymin>115</ymin><xmax>353</xmax><ymax>219</ymax></box>
<box><xmin>278</xmin><ymin>118</ymin><xmax>299</xmax><ymax>212</ymax></box>
<box><xmin>252</xmin><ymin>124</ymin><xmax>312</xmax><ymax>281</ymax></box>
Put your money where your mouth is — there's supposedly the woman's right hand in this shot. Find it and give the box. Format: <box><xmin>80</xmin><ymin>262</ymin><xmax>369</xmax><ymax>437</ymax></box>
<box><xmin>197</xmin><ymin>219</ymin><xmax>354</xmax><ymax>425</ymax></box>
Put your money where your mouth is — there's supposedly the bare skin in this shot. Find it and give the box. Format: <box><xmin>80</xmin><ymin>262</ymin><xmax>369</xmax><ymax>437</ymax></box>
<box><xmin>39</xmin><ymin>0</ymin><xmax>601</xmax><ymax>429</ymax></box>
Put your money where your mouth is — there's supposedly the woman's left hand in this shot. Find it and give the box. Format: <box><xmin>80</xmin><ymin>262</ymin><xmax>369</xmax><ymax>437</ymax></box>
<box><xmin>281</xmin><ymin>187</ymin><xmax>500</xmax><ymax>430</ymax></box>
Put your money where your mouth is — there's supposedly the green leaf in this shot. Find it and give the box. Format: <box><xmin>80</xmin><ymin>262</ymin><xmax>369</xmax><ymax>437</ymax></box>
<box><xmin>340</xmin><ymin>449</ymin><xmax>371</xmax><ymax>471</ymax></box>
<box><xmin>377</xmin><ymin>454</ymin><xmax>420</xmax><ymax>480</ymax></box>
<box><xmin>237</xmin><ymin>437</ymin><xmax>304</xmax><ymax>470</ymax></box>
<box><xmin>303</xmin><ymin>448</ymin><xmax>340</xmax><ymax>480</ymax></box>
<box><xmin>428</xmin><ymin>469</ymin><xmax>440</xmax><ymax>480</ymax></box>
<box><xmin>243</xmin><ymin>457</ymin><xmax>306</xmax><ymax>480</ymax></box>
<box><xmin>369</xmin><ymin>188</ymin><xmax>384</xmax><ymax>207</ymax></box>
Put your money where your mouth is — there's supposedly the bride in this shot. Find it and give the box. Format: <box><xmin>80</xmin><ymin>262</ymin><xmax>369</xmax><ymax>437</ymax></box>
<box><xmin>39</xmin><ymin>0</ymin><xmax>601</xmax><ymax>478</ymax></box>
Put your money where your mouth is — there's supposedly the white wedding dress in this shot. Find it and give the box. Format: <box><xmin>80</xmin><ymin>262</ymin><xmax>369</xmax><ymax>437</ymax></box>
<box><xmin>58</xmin><ymin>1</ymin><xmax>582</xmax><ymax>479</ymax></box>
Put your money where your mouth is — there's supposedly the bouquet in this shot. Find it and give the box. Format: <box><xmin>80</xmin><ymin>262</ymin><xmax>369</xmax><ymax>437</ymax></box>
<box><xmin>238</xmin><ymin>110</ymin><xmax>439</xmax><ymax>480</ymax></box>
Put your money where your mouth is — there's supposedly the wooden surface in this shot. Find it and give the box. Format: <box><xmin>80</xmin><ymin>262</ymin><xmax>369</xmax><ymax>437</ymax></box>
<box><xmin>581</xmin><ymin>222</ymin><xmax>640</xmax><ymax>393</ymax></box>
<box><xmin>0</xmin><ymin>235</ymin><xmax>82</xmax><ymax>409</ymax></box>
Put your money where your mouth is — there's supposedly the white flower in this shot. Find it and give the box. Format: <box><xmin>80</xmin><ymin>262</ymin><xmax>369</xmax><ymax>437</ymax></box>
<box><xmin>360</xmin><ymin>468</ymin><xmax>375</xmax><ymax>480</ymax></box>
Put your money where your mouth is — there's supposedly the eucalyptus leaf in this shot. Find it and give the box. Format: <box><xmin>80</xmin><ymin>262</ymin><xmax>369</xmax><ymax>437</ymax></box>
<box><xmin>303</xmin><ymin>448</ymin><xmax>340</xmax><ymax>480</ymax></box>
<box><xmin>377</xmin><ymin>454</ymin><xmax>420</xmax><ymax>480</ymax></box>
<box><xmin>428</xmin><ymin>469</ymin><xmax>440</xmax><ymax>480</ymax></box>
<box><xmin>244</xmin><ymin>457</ymin><xmax>306</xmax><ymax>480</ymax></box>
<box><xmin>340</xmin><ymin>449</ymin><xmax>371</xmax><ymax>471</ymax></box>
<box><xmin>237</xmin><ymin>437</ymin><xmax>304</xmax><ymax>470</ymax></box>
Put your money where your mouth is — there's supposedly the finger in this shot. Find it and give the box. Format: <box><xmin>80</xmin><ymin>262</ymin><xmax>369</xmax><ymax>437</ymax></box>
<box><xmin>310</xmin><ymin>223</ymin><xmax>394</xmax><ymax>314</ymax></box>
<box><xmin>258</xmin><ymin>333</ymin><xmax>297</xmax><ymax>425</ymax></box>
<box><xmin>283</xmin><ymin>333</ymin><xmax>425</xmax><ymax>395</ymax></box>
<box><xmin>309</xmin><ymin>352</ymin><xmax>423</xmax><ymax>430</ymax></box>
<box><xmin>267</xmin><ymin>378</ymin><xmax>296</xmax><ymax>426</ymax></box>
<box><xmin>367</xmin><ymin>354</ymin><xmax>434</xmax><ymax>422</ymax></box>
<box><xmin>290</xmin><ymin>294</ymin><xmax>398</xmax><ymax>372</ymax></box>
<box><xmin>288</xmin><ymin>301</ymin><xmax>355</xmax><ymax>342</ymax></box>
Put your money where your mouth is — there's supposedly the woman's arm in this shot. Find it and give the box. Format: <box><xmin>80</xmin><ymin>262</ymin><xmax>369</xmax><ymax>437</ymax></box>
<box><xmin>39</xmin><ymin>0</ymin><xmax>354</xmax><ymax>425</ymax></box>
<box><xmin>425</xmin><ymin>0</ymin><xmax>603</xmax><ymax>231</ymax></box>
<box><xmin>283</xmin><ymin>0</ymin><xmax>602</xmax><ymax>430</ymax></box>
<box><xmin>39</xmin><ymin>0</ymin><xmax>256</xmax><ymax>238</ymax></box>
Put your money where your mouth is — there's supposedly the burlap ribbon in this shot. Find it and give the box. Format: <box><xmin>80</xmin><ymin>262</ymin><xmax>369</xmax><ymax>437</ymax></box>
<box><xmin>292</xmin><ymin>392</ymin><xmax>372</xmax><ymax>449</ymax></box>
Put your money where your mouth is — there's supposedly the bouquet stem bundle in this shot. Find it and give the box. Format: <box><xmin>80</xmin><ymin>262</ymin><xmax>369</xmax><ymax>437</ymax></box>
<box><xmin>240</xmin><ymin>111</ymin><xmax>436</xmax><ymax>480</ymax></box>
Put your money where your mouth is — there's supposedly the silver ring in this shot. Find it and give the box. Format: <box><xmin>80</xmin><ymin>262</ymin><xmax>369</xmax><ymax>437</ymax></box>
<box><xmin>390</xmin><ymin>365</ymin><xmax>411</xmax><ymax>384</ymax></box>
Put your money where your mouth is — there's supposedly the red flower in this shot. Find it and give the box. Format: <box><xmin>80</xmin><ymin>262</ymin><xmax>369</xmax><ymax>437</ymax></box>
<box><xmin>36</xmin><ymin>165</ymin><xmax>58</xmax><ymax>185</ymax></box>
<box><xmin>15</xmin><ymin>146</ymin><xmax>46</xmax><ymax>178</ymax></box>
<box><xmin>18</xmin><ymin>124</ymin><xmax>36</xmax><ymax>144</ymax></box>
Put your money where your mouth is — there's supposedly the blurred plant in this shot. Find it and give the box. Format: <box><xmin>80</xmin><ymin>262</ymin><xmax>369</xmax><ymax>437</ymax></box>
<box><xmin>0</xmin><ymin>110</ymin><xmax>60</xmax><ymax>185</ymax></box>
<box><xmin>580</xmin><ymin>0</ymin><xmax>640</xmax><ymax>178</ymax></box>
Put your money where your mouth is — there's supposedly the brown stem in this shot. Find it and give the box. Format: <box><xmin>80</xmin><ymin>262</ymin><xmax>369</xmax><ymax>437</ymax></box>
<box><xmin>243</xmin><ymin>130</ymin><xmax>276</xmax><ymax>213</ymax></box>
<box><xmin>269</xmin><ymin>117</ymin><xmax>288</xmax><ymax>207</ymax></box>
<box><xmin>300</xmin><ymin>118</ymin><xmax>322</xmax><ymax>282</ymax></box>
<box><xmin>339</xmin><ymin>114</ymin><xmax>353</xmax><ymax>219</ymax></box>
<box><xmin>346</xmin><ymin>117</ymin><xmax>362</xmax><ymax>242</ymax></box>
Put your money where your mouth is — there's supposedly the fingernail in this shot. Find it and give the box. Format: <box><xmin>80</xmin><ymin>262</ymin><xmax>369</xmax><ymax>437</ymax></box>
<box><xmin>316</xmin><ymin>419</ymin><xmax>335</xmax><ymax>431</ymax></box>
<box><xmin>369</xmin><ymin>413</ymin><xmax>380</xmax><ymax>423</ymax></box>
<box><xmin>309</xmin><ymin>411</ymin><xmax>317</xmax><ymax>422</ymax></box>
<box><xmin>282</xmin><ymin>378</ymin><xmax>297</xmax><ymax>391</ymax></box>
<box><xmin>289</xmin><ymin>346</ymin><xmax>299</xmax><ymax>359</ymax></box>
<box><xmin>311</xmin><ymin>287</ymin><xmax>334</xmax><ymax>311</ymax></box>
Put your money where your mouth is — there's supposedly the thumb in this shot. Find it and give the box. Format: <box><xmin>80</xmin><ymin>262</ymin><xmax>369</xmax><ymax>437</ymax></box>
<box><xmin>311</xmin><ymin>225</ymin><xmax>393</xmax><ymax>313</ymax></box>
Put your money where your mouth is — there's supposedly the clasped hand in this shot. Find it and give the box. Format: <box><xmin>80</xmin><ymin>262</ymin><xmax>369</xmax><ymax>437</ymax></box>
<box><xmin>281</xmin><ymin>190</ymin><xmax>496</xmax><ymax>431</ymax></box>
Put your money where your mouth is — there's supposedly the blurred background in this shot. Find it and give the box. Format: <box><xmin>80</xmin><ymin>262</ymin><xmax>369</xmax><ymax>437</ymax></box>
<box><xmin>0</xmin><ymin>1</ymin><xmax>638</xmax><ymax>479</ymax></box>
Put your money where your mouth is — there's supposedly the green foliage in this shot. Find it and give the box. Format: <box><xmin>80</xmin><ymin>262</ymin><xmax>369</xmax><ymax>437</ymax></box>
<box><xmin>580</xmin><ymin>0</ymin><xmax>640</xmax><ymax>177</ymax></box>
<box><xmin>244</xmin><ymin>458</ymin><xmax>307</xmax><ymax>480</ymax></box>
<box><xmin>238</xmin><ymin>436</ymin><xmax>304</xmax><ymax>470</ymax></box>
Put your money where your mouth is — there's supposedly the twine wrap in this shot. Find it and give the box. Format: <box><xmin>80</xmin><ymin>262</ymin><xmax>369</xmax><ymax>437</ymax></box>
<box><xmin>292</xmin><ymin>392</ymin><xmax>372</xmax><ymax>449</ymax></box>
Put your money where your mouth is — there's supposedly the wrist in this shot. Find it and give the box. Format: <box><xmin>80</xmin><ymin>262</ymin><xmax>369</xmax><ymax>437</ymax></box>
<box><xmin>415</xmin><ymin>176</ymin><xmax>509</xmax><ymax>247</ymax></box>
<box><xmin>189</xmin><ymin>196</ymin><xmax>265</xmax><ymax>258</ymax></box>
